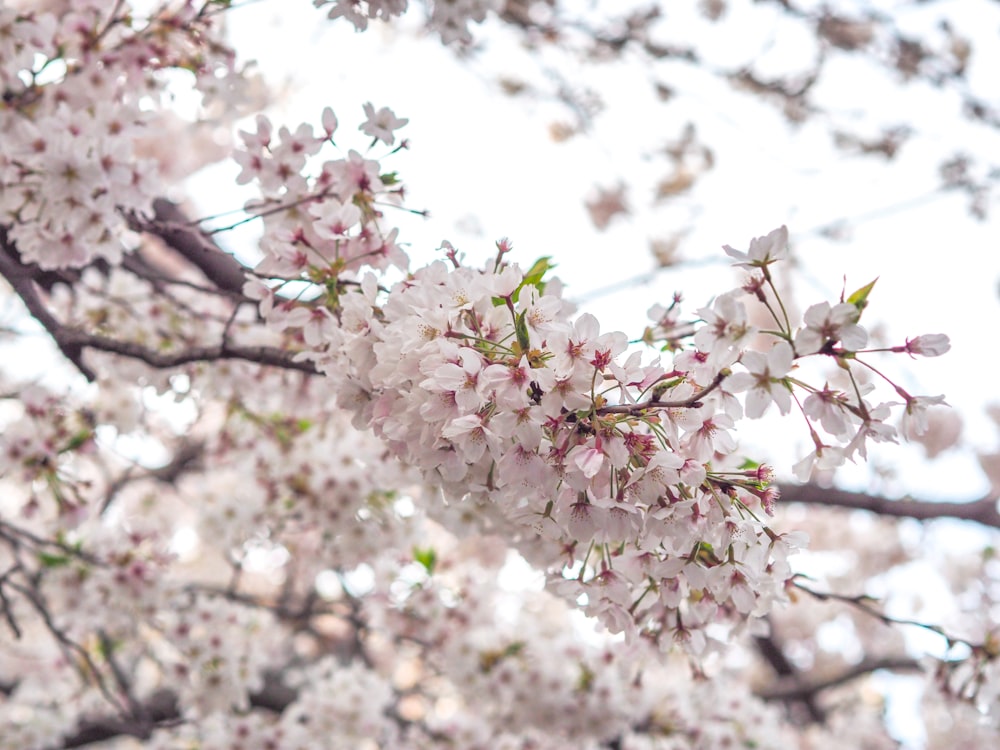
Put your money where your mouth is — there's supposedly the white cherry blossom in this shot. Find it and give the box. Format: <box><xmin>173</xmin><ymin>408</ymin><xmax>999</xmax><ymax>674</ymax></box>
<box><xmin>795</xmin><ymin>301</ymin><xmax>868</xmax><ymax>354</ymax></box>
<box><xmin>728</xmin><ymin>341</ymin><xmax>795</xmax><ymax>418</ymax></box>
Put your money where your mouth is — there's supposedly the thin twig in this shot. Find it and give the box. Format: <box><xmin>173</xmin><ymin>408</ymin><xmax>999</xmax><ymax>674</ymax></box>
<box><xmin>793</xmin><ymin>579</ymin><xmax>980</xmax><ymax>650</ymax></box>
<box><xmin>7</xmin><ymin>579</ymin><xmax>129</xmax><ymax>715</ymax></box>
<box><xmin>597</xmin><ymin>371</ymin><xmax>727</xmax><ymax>414</ymax></box>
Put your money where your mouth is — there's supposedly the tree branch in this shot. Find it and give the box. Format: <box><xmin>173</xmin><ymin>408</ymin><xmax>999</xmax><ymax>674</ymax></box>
<box><xmin>60</xmin><ymin>673</ymin><xmax>298</xmax><ymax>748</ymax></box>
<box><xmin>0</xmin><ymin>239</ymin><xmax>318</xmax><ymax>378</ymax></box>
<box><xmin>0</xmin><ymin>238</ymin><xmax>97</xmax><ymax>381</ymax></box>
<box><xmin>758</xmin><ymin>655</ymin><xmax>923</xmax><ymax>702</ymax></box>
<box><xmin>127</xmin><ymin>199</ymin><xmax>250</xmax><ymax>296</ymax></box>
<box><xmin>793</xmin><ymin>579</ymin><xmax>983</xmax><ymax>651</ymax></box>
<box><xmin>597</xmin><ymin>371</ymin><xmax>728</xmax><ymax>414</ymax></box>
<box><xmin>59</xmin><ymin>327</ymin><xmax>319</xmax><ymax>374</ymax></box>
<box><xmin>754</xmin><ymin>632</ymin><xmax>826</xmax><ymax>723</ymax></box>
<box><xmin>779</xmin><ymin>483</ymin><xmax>1000</xmax><ymax>529</ymax></box>
<box><xmin>61</xmin><ymin>690</ymin><xmax>179</xmax><ymax>749</ymax></box>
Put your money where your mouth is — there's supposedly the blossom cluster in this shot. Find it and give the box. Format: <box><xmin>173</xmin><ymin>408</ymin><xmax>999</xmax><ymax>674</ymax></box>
<box><xmin>0</xmin><ymin>371</ymin><xmax>820</xmax><ymax>749</ymax></box>
<box><xmin>0</xmin><ymin>1</ymin><xmax>247</xmax><ymax>269</ymax></box>
<box><xmin>234</xmin><ymin>122</ymin><xmax>950</xmax><ymax>651</ymax></box>
<box><xmin>145</xmin><ymin>526</ymin><xmax>809</xmax><ymax>750</ymax></box>
<box><xmin>233</xmin><ymin>108</ymin><xmax>409</xmax><ymax>302</ymax></box>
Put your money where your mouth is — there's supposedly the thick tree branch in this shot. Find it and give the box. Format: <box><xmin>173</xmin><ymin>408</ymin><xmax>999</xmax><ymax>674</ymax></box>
<box><xmin>758</xmin><ymin>655</ymin><xmax>923</xmax><ymax>702</ymax></box>
<box><xmin>754</xmin><ymin>632</ymin><xmax>826</xmax><ymax>723</ymax></box>
<box><xmin>61</xmin><ymin>676</ymin><xmax>298</xmax><ymax>748</ymax></box>
<box><xmin>126</xmin><ymin>198</ymin><xmax>250</xmax><ymax>296</ymax></box>
<box><xmin>58</xmin><ymin>327</ymin><xmax>319</xmax><ymax>374</ymax></box>
<box><xmin>0</xmin><ymin>238</ymin><xmax>97</xmax><ymax>381</ymax></box>
<box><xmin>61</xmin><ymin>689</ymin><xmax>178</xmax><ymax>749</ymax></box>
<box><xmin>0</xmin><ymin>239</ymin><xmax>318</xmax><ymax>378</ymax></box>
<box><xmin>779</xmin><ymin>483</ymin><xmax>1000</xmax><ymax>530</ymax></box>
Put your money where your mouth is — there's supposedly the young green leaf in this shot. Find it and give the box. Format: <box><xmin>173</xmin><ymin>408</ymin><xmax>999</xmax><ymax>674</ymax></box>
<box><xmin>413</xmin><ymin>546</ymin><xmax>437</xmax><ymax>575</ymax></box>
<box><xmin>846</xmin><ymin>277</ymin><xmax>878</xmax><ymax>316</ymax></box>
<box><xmin>511</xmin><ymin>256</ymin><xmax>554</xmax><ymax>303</ymax></box>
<box><xmin>514</xmin><ymin>309</ymin><xmax>531</xmax><ymax>354</ymax></box>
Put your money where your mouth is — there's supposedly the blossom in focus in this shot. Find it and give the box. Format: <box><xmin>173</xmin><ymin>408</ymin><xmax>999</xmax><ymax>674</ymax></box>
<box><xmin>694</xmin><ymin>292</ymin><xmax>755</xmax><ymax>366</ymax></box>
<box><xmin>727</xmin><ymin>341</ymin><xmax>795</xmax><ymax>418</ymax></box>
<box><xmin>795</xmin><ymin>301</ymin><xmax>868</xmax><ymax>354</ymax></box>
<box><xmin>723</xmin><ymin>225</ymin><xmax>788</xmax><ymax>269</ymax></box>
<box><xmin>803</xmin><ymin>386</ymin><xmax>851</xmax><ymax>438</ymax></box>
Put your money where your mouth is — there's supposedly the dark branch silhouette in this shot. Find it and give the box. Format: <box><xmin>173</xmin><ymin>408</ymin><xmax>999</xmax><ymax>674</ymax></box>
<box><xmin>0</xmin><ymin>233</ymin><xmax>319</xmax><ymax>380</ymax></box>
<box><xmin>758</xmin><ymin>655</ymin><xmax>922</xmax><ymax>703</ymax></box>
<box><xmin>754</xmin><ymin>632</ymin><xmax>826</xmax><ymax>723</ymax></box>
<box><xmin>780</xmin><ymin>483</ymin><xmax>1000</xmax><ymax>529</ymax></box>
<box><xmin>127</xmin><ymin>199</ymin><xmax>250</xmax><ymax>296</ymax></box>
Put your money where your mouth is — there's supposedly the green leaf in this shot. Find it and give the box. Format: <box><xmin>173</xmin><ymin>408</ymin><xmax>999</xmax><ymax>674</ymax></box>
<box><xmin>511</xmin><ymin>256</ymin><xmax>554</xmax><ymax>303</ymax></box>
<box><xmin>503</xmin><ymin>641</ymin><xmax>525</xmax><ymax>658</ymax></box>
<box><xmin>846</xmin><ymin>277</ymin><xmax>878</xmax><ymax>316</ymax></box>
<box><xmin>514</xmin><ymin>309</ymin><xmax>531</xmax><ymax>354</ymax></box>
<box><xmin>737</xmin><ymin>458</ymin><xmax>760</xmax><ymax>471</ymax></box>
<box><xmin>413</xmin><ymin>546</ymin><xmax>437</xmax><ymax>575</ymax></box>
<box><xmin>97</xmin><ymin>635</ymin><xmax>122</xmax><ymax>659</ymax></box>
<box><xmin>522</xmin><ymin>256</ymin><xmax>553</xmax><ymax>287</ymax></box>
<box><xmin>63</xmin><ymin>429</ymin><xmax>93</xmax><ymax>453</ymax></box>
<box><xmin>38</xmin><ymin>552</ymin><xmax>70</xmax><ymax>568</ymax></box>
<box><xmin>366</xmin><ymin>489</ymin><xmax>398</xmax><ymax>511</ymax></box>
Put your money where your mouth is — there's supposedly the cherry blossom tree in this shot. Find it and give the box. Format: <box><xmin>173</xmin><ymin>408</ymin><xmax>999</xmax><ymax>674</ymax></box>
<box><xmin>0</xmin><ymin>2</ymin><xmax>998</xmax><ymax>749</ymax></box>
